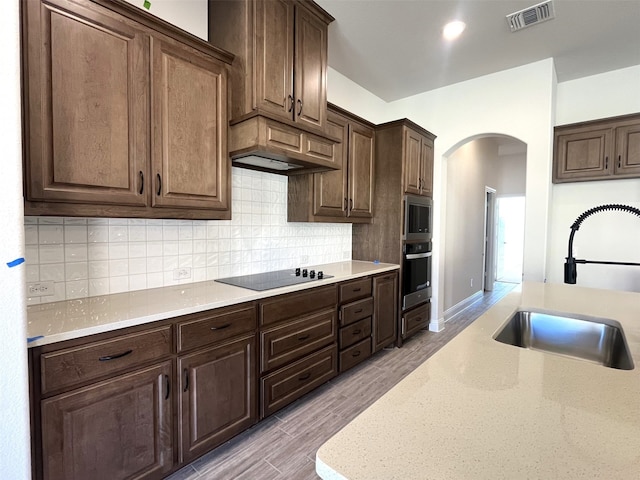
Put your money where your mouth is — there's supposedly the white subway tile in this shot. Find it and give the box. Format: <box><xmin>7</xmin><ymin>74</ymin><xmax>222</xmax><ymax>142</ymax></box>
<box><xmin>89</xmin><ymin>279</ymin><xmax>110</xmax><ymax>296</ymax></box>
<box><xmin>179</xmin><ymin>224</ymin><xmax>193</xmax><ymax>240</ymax></box>
<box><xmin>38</xmin><ymin>217</ymin><xmax>63</xmax><ymax>224</ymax></box>
<box><xmin>108</xmin><ymin>243</ymin><xmax>128</xmax><ymax>260</ymax></box>
<box><xmin>24</xmin><ymin>225</ymin><xmax>38</xmax><ymax>245</ymax></box>
<box><xmin>206</xmin><ymin>266</ymin><xmax>219</xmax><ymax>279</ymax></box>
<box><xmin>128</xmin><ymin>225</ymin><xmax>146</xmax><ymax>242</ymax></box>
<box><xmin>147</xmin><ymin>272</ymin><xmax>164</xmax><ymax>288</ymax></box>
<box><xmin>193</xmin><ymin>267</ymin><xmax>207</xmax><ymax>282</ymax></box>
<box><xmin>88</xmin><ymin>261</ymin><xmax>109</xmax><ymax>279</ymax></box>
<box><xmin>129</xmin><ymin>274</ymin><xmax>147</xmax><ymax>291</ymax></box>
<box><xmin>163</xmin><ymin>225</ymin><xmax>178</xmax><ymax>241</ymax></box>
<box><xmin>147</xmin><ymin>225</ymin><xmax>163</xmax><ymax>241</ymax></box>
<box><xmin>109</xmin><ymin>276</ymin><xmax>129</xmax><ymax>293</ymax></box>
<box><xmin>24</xmin><ymin>216</ymin><xmax>37</xmax><ymax>225</ymax></box>
<box><xmin>163</xmin><ymin>241</ymin><xmax>179</xmax><ymax>256</ymax></box>
<box><xmin>26</xmin><ymin>265</ymin><xmax>40</xmax><ymax>282</ymax></box>
<box><xmin>193</xmin><ymin>240</ymin><xmax>206</xmax><ymax>254</ymax></box>
<box><xmin>128</xmin><ymin>243</ymin><xmax>147</xmax><ymax>258</ymax></box>
<box><xmin>88</xmin><ymin>244</ymin><xmax>109</xmax><ymax>261</ymax></box>
<box><xmin>163</xmin><ymin>256</ymin><xmax>178</xmax><ymax>271</ymax></box>
<box><xmin>129</xmin><ymin>258</ymin><xmax>146</xmax><ymax>275</ymax></box>
<box><xmin>108</xmin><ymin>225</ymin><xmax>128</xmax><ymax>242</ymax></box>
<box><xmin>40</xmin><ymin>263</ymin><xmax>65</xmax><ymax>282</ymax></box>
<box><xmin>108</xmin><ymin>218</ymin><xmax>128</xmax><ymax>226</ymax></box>
<box><xmin>39</xmin><ymin>245</ymin><xmax>64</xmax><ymax>264</ymax></box>
<box><xmin>65</xmin><ymin>262</ymin><xmax>88</xmax><ymax>281</ymax></box>
<box><xmin>64</xmin><ymin>225</ymin><xmax>88</xmax><ymax>244</ymax></box>
<box><xmin>109</xmin><ymin>259</ymin><xmax>128</xmax><ymax>277</ymax></box>
<box><xmin>179</xmin><ymin>240</ymin><xmax>193</xmax><ymax>255</ymax></box>
<box><xmin>39</xmin><ymin>225</ymin><xmax>64</xmax><ymax>244</ymax></box>
<box><xmin>25</xmin><ymin>245</ymin><xmax>39</xmax><ymax>264</ymax></box>
<box><xmin>66</xmin><ymin>280</ymin><xmax>88</xmax><ymax>299</ymax></box>
<box><xmin>88</xmin><ymin>225</ymin><xmax>109</xmax><ymax>243</ymax></box>
<box><xmin>193</xmin><ymin>225</ymin><xmax>206</xmax><ymax>240</ymax></box>
<box><xmin>146</xmin><ymin>241</ymin><xmax>163</xmax><ymax>257</ymax></box>
<box><xmin>147</xmin><ymin>257</ymin><xmax>163</xmax><ymax>273</ymax></box>
<box><xmin>178</xmin><ymin>255</ymin><xmax>193</xmax><ymax>268</ymax></box>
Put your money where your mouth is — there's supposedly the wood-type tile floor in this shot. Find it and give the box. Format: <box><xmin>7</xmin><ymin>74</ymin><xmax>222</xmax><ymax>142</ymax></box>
<box><xmin>167</xmin><ymin>282</ymin><xmax>518</xmax><ymax>480</ymax></box>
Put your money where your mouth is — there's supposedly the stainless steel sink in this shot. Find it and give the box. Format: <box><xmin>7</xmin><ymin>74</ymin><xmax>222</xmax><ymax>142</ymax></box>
<box><xmin>494</xmin><ymin>310</ymin><xmax>634</xmax><ymax>370</ymax></box>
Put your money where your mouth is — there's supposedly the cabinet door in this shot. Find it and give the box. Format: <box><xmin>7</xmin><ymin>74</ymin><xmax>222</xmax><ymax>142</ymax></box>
<box><xmin>372</xmin><ymin>272</ymin><xmax>398</xmax><ymax>352</ymax></box>
<box><xmin>419</xmin><ymin>137</ymin><xmax>434</xmax><ymax>197</ymax></box>
<box><xmin>614</xmin><ymin>122</ymin><xmax>640</xmax><ymax>177</ymax></box>
<box><xmin>313</xmin><ymin>110</ymin><xmax>348</xmax><ymax>217</ymax></box>
<box><xmin>150</xmin><ymin>37</ymin><xmax>229</xmax><ymax>211</ymax></box>
<box><xmin>254</xmin><ymin>0</ymin><xmax>294</xmax><ymax>119</ymax></box>
<box><xmin>41</xmin><ymin>362</ymin><xmax>173</xmax><ymax>480</ymax></box>
<box><xmin>294</xmin><ymin>3</ymin><xmax>328</xmax><ymax>130</ymax></box>
<box><xmin>553</xmin><ymin>127</ymin><xmax>613</xmax><ymax>182</ymax></box>
<box><xmin>177</xmin><ymin>335</ymin><xmax>256</xmax><ymax>464</ymax></box>
<box><xmin>23</xmin><ymin>0</ymin><xmax>148</xmax><ymax>207</ymax></box>
<box><xmin>348</xmin><ymin>122</ymin><xmax>375</xmax><ymax>218</ymax></box>
<box><xmin>403</xmin><ymin>128</ymin><xmax>423</xmax><ymax>195</ymax></box>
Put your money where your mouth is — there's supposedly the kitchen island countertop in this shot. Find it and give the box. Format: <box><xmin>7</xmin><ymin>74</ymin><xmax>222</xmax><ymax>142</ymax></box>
<box><xmin>316</xmin><ymin>282</ymin><xmax>640</xmax><ymax>479</ymax></box>
<box><xmin>27</xmin><ymin>260</ymin><xmax>398</xmax><ymax>348</ymax></box>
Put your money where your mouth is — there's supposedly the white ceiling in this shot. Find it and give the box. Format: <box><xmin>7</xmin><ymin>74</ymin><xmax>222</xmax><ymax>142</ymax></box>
<box><xmin>315</xmin><ymin>0</ymin><xmax>640</xmax><ymax>102</ymax></box>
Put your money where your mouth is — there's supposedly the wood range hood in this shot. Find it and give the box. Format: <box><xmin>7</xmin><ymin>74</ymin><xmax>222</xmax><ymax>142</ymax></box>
<box><xmin>227</xmin><ymin>108</ymin><xmax>342</xmax><ymax>176</ymax></box>
<box><xmin>208</xmin><ymin>0</ymin><xmax>339</xmax><ymax>176</ymax></box>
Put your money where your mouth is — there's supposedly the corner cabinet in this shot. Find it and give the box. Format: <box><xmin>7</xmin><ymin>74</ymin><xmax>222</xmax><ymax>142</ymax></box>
<box><xmin>22</xmin><ymin>0</ymin><xmax>232</xmax><ymax>219</ymax></box>
<box><xmin>553</xmin><ymin>112</ymin><xmax>640</xmax><ymax>183</ymax></box>
<box><xmin>287</xmin><ymin>104</ymin><xmax>375</xmax><ymax>222</ymax></box>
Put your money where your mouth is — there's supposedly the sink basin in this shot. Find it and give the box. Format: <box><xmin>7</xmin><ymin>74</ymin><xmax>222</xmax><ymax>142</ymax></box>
<box><xmin>494</xmin><ymin>310</ymin><xmax>634</xmax><ymax>370</ymax></box>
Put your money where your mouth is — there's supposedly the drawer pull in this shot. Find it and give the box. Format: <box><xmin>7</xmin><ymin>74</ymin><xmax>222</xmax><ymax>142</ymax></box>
<box><xmin>298</xmin><ymin>372</ymin><xmax>311</xmax><ymax>381</ymax></box>
<box><xmin>297</xmin><ymin>334</ymin><xmax>310</xmax><ymax>341</ymax></box>
<box><xmin>164</xmin><ymin>375</ymin><xmax>170</xmax><ymax>400</ymax></box>
<box><xmin>352</xmin><ymin>350</ymin><xmax>361</xmax><ymax>357</ymax></box>
<box><xmin>183</xmin><ymin>368</ymin><xmax>189</xmax><ymax>392</ymax></box>
<box><xmin>354</xmin><ymin>309</ymin><xmax>363</xmax><ymax>314</ymax></box>
<box><xmin>352</xmin><ymin>288</ymin><xmax>362</xmax><ymax>292</ymax></box>
<box><xmin>210</xmin><ymin>323</ymin><xmax>231</xmax><ymax>331</ymax></box>
<box><xmin>98</xmin><ymin>349</ymin><xmax>133</xmax><ymax>362</ymax></box>
<box><xmin>352</xmin><ymin>329</ymin><xmax>362</xmax><ymax>335</ymax></box>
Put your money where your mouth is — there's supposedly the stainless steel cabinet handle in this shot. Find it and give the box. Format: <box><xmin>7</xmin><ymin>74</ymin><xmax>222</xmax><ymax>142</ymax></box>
<box><xmin>297</xmin><ymin>99</ymin><xmax>303</xmax><ymax>116</ymax></box>
<box><xmin>210</xmin><ymin>323</ymin><xmax>231</xmax><ymax>331</ymax></box>
<box><xmin>164</xmin><ymin>375</ymin><xmax>170</xmax><ymax>400</ymax></box>
<box><xmin>138</xmin><ymin>171</ymin><xmax>144</xmax><ymax>194</ymax></box>
<box><xmin>98</xmin><ymin>349</ymin><xmax>133</xmax><ymax>362</ymax></box>
<box><xmin>287</xmin><ymin>94</ymin><xmax>294</xmax><ymax>112</ymax></box>
<box><xmin>405</xmin><ymin>252</ymin><xmax>432</xmax><ymax>260</ymax></box>
<box><xmin>156</xmin><ymin>174</ymin><xmax>162</xmax><ymax>196</ymax></box>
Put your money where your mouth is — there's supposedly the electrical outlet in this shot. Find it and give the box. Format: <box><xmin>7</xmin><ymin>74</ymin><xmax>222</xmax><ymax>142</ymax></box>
<box><xmin>300</xmin><ymin>255</ymin><xmax>309</xmax><ymax>264</ymax></box>
<box><xmin>173</xmin><ymin>267</ymin><xmax>192</xmax><ymax>280</ymax></box>
<box><xmin>27</xmin><ymin>281</ymin><xmax>54</xmax><ymax>297</ymax></box>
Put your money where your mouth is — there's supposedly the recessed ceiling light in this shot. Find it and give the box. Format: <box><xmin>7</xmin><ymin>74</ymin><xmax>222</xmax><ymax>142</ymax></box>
<box><xmin>443</xmin><ymin>20</ymin><xmax>466</xmax><ymax>40</ymax></box>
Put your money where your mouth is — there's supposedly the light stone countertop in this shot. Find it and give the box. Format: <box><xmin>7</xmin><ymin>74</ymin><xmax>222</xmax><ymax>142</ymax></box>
<box><xmin>316</xmin><ymin>282</ymin><xmax>640</xmax><ymax>480</ymax></box>
<box><xmin>27</xmin><ymin>260</ymin><xmax>398</xmax><ymax>348</ymax></box>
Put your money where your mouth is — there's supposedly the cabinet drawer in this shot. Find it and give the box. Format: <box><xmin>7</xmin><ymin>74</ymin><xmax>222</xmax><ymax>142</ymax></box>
<box><xmin>339</xmin><ymin>317</ymin><xmax>372</xmax><ymax>349</ymax></box>
<box><xmin>177</xmin><ymin>303</ymin><xmax>256</xmax><ymax>353</ymax></box>
<box><xmin>340</xmin><ymin>296</ymin><xmax>373</xmax><ymax>327</ymax></box>
<box><xmin>40</xmin><ymin>326</ymin><xmax>172</xmax><ymax>395</ymax></box>
<box><xmin>339</xmin><ymin>277</ymin><xmax>372</xmax><ymax>303</ymax></box>
<box><xmin>260</xmin><ymin>285</ymin><xmax>337</xmax><ymax>327</ymax></box>
<box><xmin>260</xmin><ymin>308</ymin><xmax>336</xmax><ymax>373</ymax></box>
<box><xmin>402</xmin><ymin>302</ymin><xmax>430</xmax><ymax>339</ymax></box>
<box><xmin>260</xmin><ymin>344</ymin><xmax>337</xmax><ymax>418</ymax></box>
<box><xmin>339</xmin><ymin>338</ymin><xmax>371</xmax><ymax>373</ymax></box>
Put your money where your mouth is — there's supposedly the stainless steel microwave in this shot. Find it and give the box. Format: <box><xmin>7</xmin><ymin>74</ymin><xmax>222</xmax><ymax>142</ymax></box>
<box><xmin>403</xmin><ymin>195</ymin><xmax>432</xmax><ymax>242</ymax></box>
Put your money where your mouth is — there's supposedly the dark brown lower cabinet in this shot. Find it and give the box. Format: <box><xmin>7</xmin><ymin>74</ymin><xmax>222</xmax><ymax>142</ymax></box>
<box><xmin>402</xmin><ymin>301</ymin><xmax>431</xmax><ymax>340</ymax></box>
<box><xmin>177</xmin><ymin>334</ymin><xmax>257</xmax><ymax>464</ymax></box>
<box><xmin>373</xmin><ymin>272</ymin><xmax>398</xmax><ymax>351</ymax></box>
<box><xmin>41</xmin><ymin>361</ymin><xmax>173</xmax><ymax>480</ymax></box>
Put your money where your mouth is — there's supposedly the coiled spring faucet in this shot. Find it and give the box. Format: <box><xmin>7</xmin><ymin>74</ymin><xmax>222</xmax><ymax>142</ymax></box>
<box><xmin>564</xmin><ymin>204</ymin><xmax>640</xmax><ymax>284</ymax></box>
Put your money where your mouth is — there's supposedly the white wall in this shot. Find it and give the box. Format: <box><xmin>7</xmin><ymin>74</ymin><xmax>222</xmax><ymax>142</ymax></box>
<box><xmin>123</xmin><ymin>0</ymin><xmax>208</xmax><ymax>40</ymax></box>
<box><xmin>547</xmin><ymin>66</ymin><xmax>640</xmax><ymax>290</ymax></box>
<box><xmin>1</xmin><ymin>0</ymin><xmax>31</xmax><ymax>477</ymax></box>
<box><xmin>381</xmin><ymin>59</ymin><xmax>556</xmax><ymax>321</ymax></box>
<box><xmin>327</xmin><ymin>68</ymin><xmax>390</xmax><ymax>123</ymax></box>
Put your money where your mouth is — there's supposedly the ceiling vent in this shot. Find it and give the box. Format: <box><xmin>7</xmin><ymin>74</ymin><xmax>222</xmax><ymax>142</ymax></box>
<box><xmin>506</xmin><ymin>0</ymin><xmax>555</xmax><ymax>32</ymax></box>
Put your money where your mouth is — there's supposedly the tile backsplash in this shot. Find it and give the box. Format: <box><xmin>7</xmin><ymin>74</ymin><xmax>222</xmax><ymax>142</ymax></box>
<box><xmin>24</xmin><ymin>167</ymin><xmax>352</xmax><ymax>305</ymax></box>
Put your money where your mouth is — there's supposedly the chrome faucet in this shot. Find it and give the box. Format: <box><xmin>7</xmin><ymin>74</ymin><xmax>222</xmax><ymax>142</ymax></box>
<box><xmin>564</xmin><ymin>204</ymin><xmax>640</xmax><ymax>284</ymax></box>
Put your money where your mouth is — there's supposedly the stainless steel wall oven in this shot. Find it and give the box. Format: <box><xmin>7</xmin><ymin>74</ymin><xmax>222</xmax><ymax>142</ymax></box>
<box><xmin>402</xmin><ymin>241</ymin><xmax>432</xmax><ymax>310</ymax></box>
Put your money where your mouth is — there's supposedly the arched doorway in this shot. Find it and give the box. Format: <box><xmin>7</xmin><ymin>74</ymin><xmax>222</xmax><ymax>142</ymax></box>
<box><xmin>440</xmin><ymin>135</ymin><xmax>527</xmax><ymax>320</ymax></box>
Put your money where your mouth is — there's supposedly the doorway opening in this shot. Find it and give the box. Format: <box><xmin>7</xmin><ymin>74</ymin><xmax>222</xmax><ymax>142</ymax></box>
<box><xmin>496</xmin><ymin>196</ymin><xmax>525</xmax><ymax>283</ymax></box>
<box><xmin>483</xmin><ymin>187</ymin><xmax>497</xmax><ymax>292</ymax></box>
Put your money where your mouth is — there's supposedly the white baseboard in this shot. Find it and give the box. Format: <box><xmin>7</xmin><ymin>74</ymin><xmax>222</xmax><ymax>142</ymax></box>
<box><xmin>429</xmin><ymin>318</ymin><xmax>444</xmax><ymax>332</ymax></box>
<box><xmin>443</xmin><ymin>290</ymin><xmax>483</xmax><ymax>322</ymax></box>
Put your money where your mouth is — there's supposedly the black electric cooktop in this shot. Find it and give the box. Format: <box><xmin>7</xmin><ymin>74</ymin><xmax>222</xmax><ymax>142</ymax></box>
<box><xmin>215</xmin><ymin>268</ymin><xmax>332</xmax><ymax>291</ymax></box>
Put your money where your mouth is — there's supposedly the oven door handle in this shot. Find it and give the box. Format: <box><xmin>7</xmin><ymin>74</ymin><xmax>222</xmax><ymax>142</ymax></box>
<box><xmin>405</xmin><ymin>252</ymin><xmax>432</xmax><ymax>260</ymax></box>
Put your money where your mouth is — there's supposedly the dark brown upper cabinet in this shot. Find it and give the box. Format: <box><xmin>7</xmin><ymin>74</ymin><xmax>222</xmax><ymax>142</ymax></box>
<box><xmin>403</xmin><ymin>126</ymin><xmax>434</xmax><ymax>197</ymax></box>
<box><xmin>554</xmin><ymin>112</ymin><xmax>640</xmax><ymax>183</ymax></box>
<box><xmin>287</xmin><ymin>104</ymin><xmax>375</xmax><ymax>223</ymax></box>
<box><xmin>209</xmin><ymin>0</ymin><xmax>340</xmax><ymax>174</ymax></box>
<box><xmin>22</xmin><ymin>0</ymin><xmax>233</xmax><ymax>219</ymax></box>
